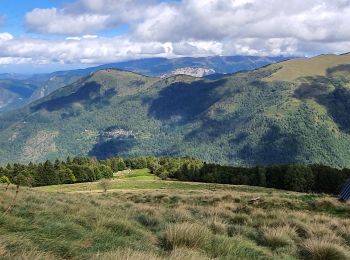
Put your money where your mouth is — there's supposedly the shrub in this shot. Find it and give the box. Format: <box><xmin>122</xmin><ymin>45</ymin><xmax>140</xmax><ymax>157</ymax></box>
<box><xmin>163</xmin><ymin>223</ymin><xmax>211</xmax><ymax>250</ymax></box>
<box><xmin>99</xmin><ymin>178</ymin><xmax>112</xmax><ymax>192</ymax></box>
<box><xmin>300</xmin><ymin>238</ymin><xmax>349</xmax><ymax>260</ymax></box>
<box><xmin>0</xmin><ymin>176</ymin><xmax>10</xmax><ymax>184</ymax></box>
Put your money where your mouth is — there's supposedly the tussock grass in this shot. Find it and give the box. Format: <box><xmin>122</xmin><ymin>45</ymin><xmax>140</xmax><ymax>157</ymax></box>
<box><xmin>301</xmin><ymin>238</ymin><xmax>349</xmax><ymax>260</ymax></box>
<box><xmin>207</xmin><ymin>235</ymin><xmax>271</xmax><ymax>259</ymax></box>
<box><xmin>261</xmin><ymin>225</ymin><xmax>298</xmax><ymax>249</ymax></box>
<box><xmin>163</xmin><ymin>223</ymin><xmax>211</xmax><ymax>250</ymax></box>
<box><xmin>168</xmin><ymin>248</ymin><xmax>210</xmax><ymax>260</ymax></box>
<box><xmin>91</xmin><ymin>248</ymin><xmax>162</xmax><ymax>260</ymax></box>
<box><xmin>1</xmin><ymin>182</ymin><xmax>350</xmax><ymax>259</ymax></box>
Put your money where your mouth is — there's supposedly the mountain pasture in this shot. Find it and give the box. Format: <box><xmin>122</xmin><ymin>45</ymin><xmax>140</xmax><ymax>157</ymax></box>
<box><xmin>1</xmin><ymin>169</ymin><xmax>350</xmax><ymax>260</ymax></box>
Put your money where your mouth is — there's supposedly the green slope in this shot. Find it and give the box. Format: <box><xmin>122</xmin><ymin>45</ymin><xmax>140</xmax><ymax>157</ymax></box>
<box><xmin>0</xmin><ymin>55</ymin><xmax>288</xmax><ymax>113</ymax></box>
<box><xmin>2</xmin><ymin>54</ymin><xmax>350</xmax><ymax>167</ymax></box>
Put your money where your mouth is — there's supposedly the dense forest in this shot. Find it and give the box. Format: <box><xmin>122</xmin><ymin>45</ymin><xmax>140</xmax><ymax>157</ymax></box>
<box><xmin>2</xmin><ymin>57</ymin><xmax>350</xmax><ymax>169</ymax></box>
<box><xmin>1</xmin><ymin>156</ymin><xmax>349</xmax><ymax>195</ymax></box>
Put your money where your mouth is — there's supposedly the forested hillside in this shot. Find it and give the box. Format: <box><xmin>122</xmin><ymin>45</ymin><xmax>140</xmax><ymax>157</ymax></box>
<box><xmin>1</xmin><ymin>54</ymin><xmax>350</xmax><ymax>167</ymax></box>
<box><xmin>0</xmin><ymin>55</ymin><xmax>287</xmax><ymax>112</ymax></box>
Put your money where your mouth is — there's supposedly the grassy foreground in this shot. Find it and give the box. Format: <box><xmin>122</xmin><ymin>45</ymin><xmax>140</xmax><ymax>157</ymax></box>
<box><xmin>1</xmin><ymin>169</ymin><xmax>350</xmax><ymax>259</ymax></box>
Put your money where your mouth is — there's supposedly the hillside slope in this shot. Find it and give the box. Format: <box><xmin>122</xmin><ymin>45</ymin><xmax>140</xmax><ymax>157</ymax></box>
<box><xmin>0</xmin><ymin>55</ymin><xmax>288</xmax><ymax>112</ymax></box>
<box><xmin>1</xmin><ymin>54</ymin><xmax>350</xmax><ymax>167</ymax></box>
<box><xmin>1</xmin><ymin>175</ymin><xmax>350</xmax><ymax>259</ymax></box>
<box><xmin>0</xmin><ymin>79</ymin><xmax>38</xmax><ymax>112</ymax></box>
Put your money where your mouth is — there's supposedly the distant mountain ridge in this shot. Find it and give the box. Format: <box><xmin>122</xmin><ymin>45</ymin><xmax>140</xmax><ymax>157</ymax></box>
<box><xmin>0</xmin><ymin>55</ymin><xmax>289</xmax><ymax>112</ymax></box>
<box><xmin>2</xmin><ymin>53</ymin><xmax>350</xmax><ymax>167</ymax></box>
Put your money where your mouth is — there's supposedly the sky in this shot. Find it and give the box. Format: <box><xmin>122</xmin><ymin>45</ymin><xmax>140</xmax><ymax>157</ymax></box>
<box><xmin>0</xmin><ymin>0</ymin><xmax>350</xmax><ymax>74</ymax></box>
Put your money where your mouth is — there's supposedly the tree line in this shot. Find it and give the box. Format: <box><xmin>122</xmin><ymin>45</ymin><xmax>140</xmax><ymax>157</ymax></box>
<box><xmin>149</xmin><ymin>157</ymin><xmax>350</xmax><ymax>194</ymax></box>
<box><xmin>1</xmin><ymin>156</ymin><xmax>349</xmax><ymax>194</ymax></box>
<box><xmin>0</xmin><ymin>157</ymin><xmax>147</xmax><ymax>187</ymax></box>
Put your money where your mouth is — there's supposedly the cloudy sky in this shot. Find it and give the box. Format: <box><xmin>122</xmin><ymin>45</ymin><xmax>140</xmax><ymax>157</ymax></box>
<box><xmin>0</xmin><ymin>0</ymin><xmax>350</xmax><ymax>73</ymax></box>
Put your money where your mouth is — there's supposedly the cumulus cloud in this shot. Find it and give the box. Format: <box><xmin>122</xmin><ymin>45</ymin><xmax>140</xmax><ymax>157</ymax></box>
<box><xmin>0</xmin><ymin>34</ymin><xmax>181</xmax><ymax>65</ymax></box>
<box><xmin>0</xmin><ymin>32</ymin><xmax>13</xmax><ymax>41</ymax></box>
<box><xmin>25</xmin><ymin>8</ymin><xmax>110</xmax><ymax>35</ymax></box>
<box><xmin>132</xmin><ymin>0</ymin><xmax>350</xmax><ymax>43</ymax></box>
<box><xmin>0</xmin><ymin>0</ymin><xmax>347</xmax><ymax>68</ymax></box>
<box><xmin>25</xmin><ymin>0</ymin><xmax>154</xmax><ymax>35</ymax></box>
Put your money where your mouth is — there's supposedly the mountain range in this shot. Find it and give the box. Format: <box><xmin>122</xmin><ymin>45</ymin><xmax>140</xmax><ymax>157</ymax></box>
<box><xmin>0</xmin><ymin>55</ymin><xmax>288</xmax><ymax>112</ymax></box>
<box><xmin>1</xmin><ymin>53</ymin><xmax>350</xmax><ymax>168</ymax></box>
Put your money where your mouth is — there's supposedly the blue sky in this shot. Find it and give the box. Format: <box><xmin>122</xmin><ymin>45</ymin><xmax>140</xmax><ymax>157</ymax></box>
<box><xmin>0</xmin><ymin>0</ymin><xmax>129</xmax><ymax>38</ymax></box>
<box><xmin>0</xmin><ymin>0</ymin><xmax>349</xmax><ymax>74</ymax></box>
<box><xmin>0</xmin><ymin>0</ymin><xmax>60</xmax><ymax>35</ymax></box>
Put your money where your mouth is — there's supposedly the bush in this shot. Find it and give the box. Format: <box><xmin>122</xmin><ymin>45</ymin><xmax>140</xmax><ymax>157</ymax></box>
<box><xmin>0</xmin><ymin>176</ymin><xmax>10</xmax><ymax>184</ymax></box>
<box><xmin>99</xmin><ymin>178</ymin><xmax>112</xmax><ymax>192</ymax></box>
<box><xmin>163</xmin><ymin>223</ymin><xmax>211</xmax><ymax>250</ymax></box>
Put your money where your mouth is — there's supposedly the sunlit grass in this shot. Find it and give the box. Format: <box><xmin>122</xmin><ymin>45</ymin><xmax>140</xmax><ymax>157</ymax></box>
<box><xmin>1</xmin><ymin>175</ymin><xmax>350</xmax><ymax>259</ymax></box>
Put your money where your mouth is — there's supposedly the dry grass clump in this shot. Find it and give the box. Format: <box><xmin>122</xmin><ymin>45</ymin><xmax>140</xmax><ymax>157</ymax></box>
<box><xmin>163</xmin><ymin>223</ymin><xmax>211</xmax><ymax>250</ymax></box>
<box><xmin>308</xmin><ymin>224</ymin><xmax>345</xmax><ymax>245</ymax></box>
<box><xmin>300</xmin><ymin>238</ymin><xmax>349</xmax><ymax>260</ymax></box>
<box><xmin>311</xmin><ymin>197</ymin><xmax>342</xmax><ymax>209</ymax></box>
<box><xmin>261</xmin><ymin>225</ymin><xmax>298</xmax><ymax>249</ymax></box>
<box><xmin>227</xmin><ymin>224</ymin><xmax>258</xmax><ymax>240</ymax></box>
<box><xmin>287</xmin><ymin>219</ymin><xmax>313</xmax><ymax>238</ymax></box>
<box><xmin>336</xmin><ymin>223</ymin><xmax>350</xmax><ymax>243</ymax></box>
<box><xmin>3</xmin><ymin>248</ymin><xmax>57</xmax><ymax>260</ymax></box>
<box><xmin>168</xmin><ymin>247</ymin><xmax>211</xmax><ymax>260</ymax></box>
<box><xmin>91</xmin><ymin>248</ymin><xmax>162</xmax><ymax>260</ymax></box>
<box><xmin>207</xmin><ymin>218</ymin><xmax>227</xmax><ymax>235</ymax></box>
<box><xmin>164</xmin><ymin>206</ymin><xmax>192</xmax><ymax>223</ymax></box>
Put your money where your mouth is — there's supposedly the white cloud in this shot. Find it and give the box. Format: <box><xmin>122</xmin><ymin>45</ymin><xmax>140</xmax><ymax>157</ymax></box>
<box><xmin>0</xmin><ymin>0</ymin><xmax>347</xmax><ymax>69</ymax></box>
<box><xmin>0</xmin><ymin>35</ymin><xmax>179</xmax><ymax>65</ymax></box>
<box><xmin>132</xmin><ymin>0</ymin><xmax>350</xmax><ymax>43</ymax></box>
<box><xmin>25</xmin><ymin>8</ymin><xmax>110</xmax><ymax>35</ymax></box>
<box><xmin>0</xmin><ymin>32</ymin><xmax>13</xmax><ymax>41</ymax></box>
<box><xmin>25</xmin><ymin>0</ymin><xmax>154</xmax><ymax>35</ymax></box>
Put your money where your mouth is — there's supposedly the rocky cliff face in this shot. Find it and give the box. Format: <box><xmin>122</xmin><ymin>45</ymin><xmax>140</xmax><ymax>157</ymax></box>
<box><xmin>161</xmin><ymin>67</ymin><xmax>216</xmax><ymax>78</ymax></box>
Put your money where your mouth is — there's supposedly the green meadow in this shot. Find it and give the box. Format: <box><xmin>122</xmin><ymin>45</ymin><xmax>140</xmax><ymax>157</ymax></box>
<box><xmin>1</xmin><ymin>169</ymin><xmax>350</xmax><ymax>259</ymax></box>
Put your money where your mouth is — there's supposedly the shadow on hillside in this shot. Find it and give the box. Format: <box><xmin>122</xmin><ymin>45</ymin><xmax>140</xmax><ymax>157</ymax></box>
<box><xmin>184</xmin><ymin>115</ymin><xmax>248</xmax><ymax>142</ymax></box>
<box><xmin>148</xmin><ymin>79</ymin><xmax>227</xmax><ymax>123</ymax></box>
<box><xmin>293</xmin><ymin>71</ymin><xmax>350</xmax><ymax>133</ymax></box>
<box><xmin>89</xmin><ymin>138</ymin><xmax>136</xmax><ymax>159</ymax></box>
<box><xmin>31</xmin><ymin>81</ymin><xmax>116</xmax><ymax>112</ymax></box>
<box><xmin>236</xmin><ymin>125</ymin><xmax>300</xmax><ymax>165</ymax></box>
<box><xmin>316</xmin><ymin>88</ymin><xmax>350</xmax><ymax>133</ymax></box>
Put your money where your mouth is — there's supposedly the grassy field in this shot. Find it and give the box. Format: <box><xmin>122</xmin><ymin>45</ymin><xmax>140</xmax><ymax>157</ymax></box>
<box><xmin>266</xmin><ymin>53</ymin><xmax>350</xmax><ymax>81</ymax></box>
<box><xmin>1</xmin><ymin>169</ymin><xmax>350</xmax><ymax>259</ymax></box>
<box><xmin>36</xmin><ymin>169</ymin><xmax>270</xmax><ymax>194</ymax></box>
